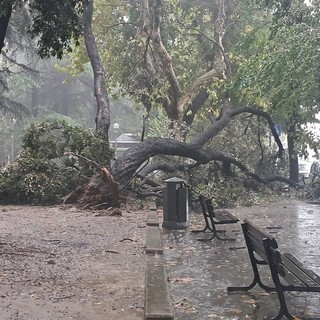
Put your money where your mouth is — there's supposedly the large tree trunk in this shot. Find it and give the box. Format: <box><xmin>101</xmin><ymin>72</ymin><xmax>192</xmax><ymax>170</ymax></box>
<box><xmin>0</xmin><ymin>2</ymin><xmax>13</xmax><ymax>52</ymax></box>
<box><xmin>66</xmin><ymin>0</ymin><xmax>115</xmax><ymax>208</ymax></box>
<box><xmin>287</xmin><ymin>124</ymin><xmax>299</xmax><ymax>182</ymax></box>
<box><xmin>82</xmin><ymin>0</ymin><xmax>111</xmax><ymax>142</ymax></box>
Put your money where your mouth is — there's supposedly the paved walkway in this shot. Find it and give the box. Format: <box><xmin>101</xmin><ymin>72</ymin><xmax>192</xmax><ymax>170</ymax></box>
<box><xmin>161</xmin><ymin>200</ymin><xmax>320</xmax><ymax>320</ymax></box>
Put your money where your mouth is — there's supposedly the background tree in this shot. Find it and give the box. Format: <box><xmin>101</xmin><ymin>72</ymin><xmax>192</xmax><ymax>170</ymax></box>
<box><xmin>2</xmin><ymin>0</ymin><xmax>318</xmax><ymax>208</ymax></box>
<box><xmin>231</xmin><ymin>0</ymin><xmax>320</xmax><ymax>182</ymax></box>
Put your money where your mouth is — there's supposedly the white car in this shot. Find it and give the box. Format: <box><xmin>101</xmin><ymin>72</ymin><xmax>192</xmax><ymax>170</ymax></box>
<box><xmin>298</xmin><ymin>161</ymin><xmax>311</xmax><ymax>181</ymax></box>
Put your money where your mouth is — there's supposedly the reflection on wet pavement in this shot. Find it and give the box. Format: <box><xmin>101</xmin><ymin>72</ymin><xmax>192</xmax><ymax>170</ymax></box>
<box><xmin>161</xmin><ymin>200</ymin><xmax>320</xmax><ymax>320</ymax></box>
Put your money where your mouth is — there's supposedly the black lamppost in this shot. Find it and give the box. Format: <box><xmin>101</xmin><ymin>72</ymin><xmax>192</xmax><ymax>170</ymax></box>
<box><xmin>11</xmin><ymin>118</ymin><xmax>16</xmax><ymax>161</ymax></box>
<box><xmin>113</xmin><ymin>122</ymin><xmax>120</xmax><ymax>158</ymax></box>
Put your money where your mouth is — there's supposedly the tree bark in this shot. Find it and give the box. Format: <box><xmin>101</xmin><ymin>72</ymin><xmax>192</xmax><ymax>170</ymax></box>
<box><xmin>287</xmin><ymin>124</ymin><xmax>299</xmax><ymax>182</ymax></box>
<box><xmin>82</xmin><ymin>0</ymin><xmax>111</xmax><ymax>142</ymax></box>
<box><xmin>0</xmin><ymin>2</ymin><xmax>13</xmax><ymax>53</ymax></box>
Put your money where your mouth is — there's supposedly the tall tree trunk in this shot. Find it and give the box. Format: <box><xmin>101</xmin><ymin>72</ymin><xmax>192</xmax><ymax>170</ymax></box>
<box><xmin>287</xmin><ymin>124</ymin><xmax>299</xmax><ymax>182</ymax></box>
<box><xmin>0</xmin><ymin>2</ymin><xmax>13</xmax><ymax>52</ymax></box>
<box><xmin>82</xmin><ymin>0</ymin><xmax>111</xmax><ymax>143</ymax></box>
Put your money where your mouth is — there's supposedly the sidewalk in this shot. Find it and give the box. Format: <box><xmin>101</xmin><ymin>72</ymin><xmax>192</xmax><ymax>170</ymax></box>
<box><xmin>161</xmin><ymin>200</ymin><xmax>320</xmax><ymax>320</ymax></box>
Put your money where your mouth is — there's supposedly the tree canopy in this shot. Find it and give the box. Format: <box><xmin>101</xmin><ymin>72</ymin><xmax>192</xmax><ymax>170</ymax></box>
<box><xmin>2</xmin><ymin>0</ymin><xmax>320</xmax><ymax>207</ymax></box>
<box><xmin>0</xmin><ymin>0</ymin><xmax>85</xmax><ymax>58</ymax></box>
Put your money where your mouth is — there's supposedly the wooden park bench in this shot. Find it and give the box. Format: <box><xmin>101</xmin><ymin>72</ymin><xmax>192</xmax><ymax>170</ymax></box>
<box><xmin>227</xmin><ymin>219</ymin><xmax>320</xmax><ymax>320</ymax></box>
<box><xmin>191</xmin><ymin>195</ymin><xmax>239</xmax><ymax>241</ymax></box>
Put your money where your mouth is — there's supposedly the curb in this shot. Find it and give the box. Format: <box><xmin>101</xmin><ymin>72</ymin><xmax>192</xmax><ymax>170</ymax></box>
<box><xmin>145</xmin><ymin>209</ymin><xmax>174</xmax><ymax>320</ymax></box>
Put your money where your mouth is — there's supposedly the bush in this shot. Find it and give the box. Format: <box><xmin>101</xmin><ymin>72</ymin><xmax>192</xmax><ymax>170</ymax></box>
<box><xmin>0</xmin><ymin>119</ymin><xmax>113</xmax><ymax>205</ymax></box>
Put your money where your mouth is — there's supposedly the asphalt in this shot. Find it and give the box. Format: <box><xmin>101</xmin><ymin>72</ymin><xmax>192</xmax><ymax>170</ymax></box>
<box><xmin>160</xmin><ymin>200</ymin><xmax>320</xmax><ymax>320</ymax></box>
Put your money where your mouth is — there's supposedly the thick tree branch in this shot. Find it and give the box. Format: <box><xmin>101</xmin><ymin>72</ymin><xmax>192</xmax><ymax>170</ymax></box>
<box><xmin>230</xmin><ymin>107</ymin><xmax>284</xmax><ymax>157</ymax></box>
<box><xmin>193</xmin><ymin>105</ymin><xmax>284</xmax><ymax>159</ymax></box>
<box><xmin>112</xmin><ymin>136</ymin><xmax>272</xmax><ymax>187</ymax></box>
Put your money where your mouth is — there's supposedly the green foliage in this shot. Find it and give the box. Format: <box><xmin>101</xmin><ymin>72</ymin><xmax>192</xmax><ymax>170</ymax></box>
<box><xmin>0</xmin><ymin>0</ymin><xmax>86</xmax><ymax>59</ymax></box>
<box><xmin>187</xmin><ymin>115</ymin><xmax>287</xmax><ymax>206</ymax></box>
<box><xmin>229</xmin><ymin>0</ymin><xmax>320</xmax><ymax>161</ymax></box>
<box><xmin>195</xmin><ymin>178</ymin><xmax>261</xmax><ymax>208</ymax></box>
<box><xmin>27</xmin><ymin>0</ymin><xmax>85</xmax><ymax>59</ymax></box>
<box><xmin>0</xmin><ymin>119</ymin><xmax>113</xmax><ymax>204</ymax></box>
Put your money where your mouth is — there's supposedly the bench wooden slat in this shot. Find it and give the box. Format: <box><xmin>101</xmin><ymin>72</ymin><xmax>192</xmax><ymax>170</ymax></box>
<box><xmin>284</xmin><ymin>253</ymin><xmax>320</xmax><ymax>286</ymax></box>
<box><xmin>267</xmin><ymin>248</ymin><xmax>305</xmax><ymax>288</ymax></box>
<box><xmin>279</xmin><ymin>268</ymin><xmax>308</xmax><ymax>288</ymax></box>
<box><xmin>281</xmin><ymin>253</ymin><xmax>320</xmax><ymax>288</ymax></box>
<box><xmin>213</xmin><ymin>210</ymin><xmax>239</xmax><ymax>223</ymax></box>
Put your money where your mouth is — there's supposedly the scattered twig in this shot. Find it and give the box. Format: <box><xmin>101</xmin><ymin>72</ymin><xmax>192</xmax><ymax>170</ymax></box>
<box><xmin>42</xmin><ymin>239</ymin><xmax>61</xmax><ymax>243</ymax></box>
<box><xmin>119</xmin><ymin>238</ymin><xmax>136</xmax><ymax>242</ymax></box>
<box><xmin>266</xmin><ymin>226</ymin><xmax>283</xmax><ymax>230</ymax></box>
<box><xmin>228</xmin><ymin>246</ymin><xmax>246</xmax><ymax>250</ymax></box>
<box><xmin>105</xmin><ymin>250</ymin><xmax>120</xmax><ymax>254</ymax></box>
<box><xmin>0</xmin><ymin>251</ymin><xmax>33</xmax><ymax>257</ymax></box>
<box><xmin>12</xmin><ymin>279</ymin><xmax>33</xmax><ymax>283</ymax></box>
<box><xmin>52</xmin><ymin>294</ymin><xmax>76</xmax><ymax>301</ymax></box>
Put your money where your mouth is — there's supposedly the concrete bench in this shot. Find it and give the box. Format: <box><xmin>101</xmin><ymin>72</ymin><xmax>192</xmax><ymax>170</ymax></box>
<box><xmin>146</xmin><ymin>226</ymin><xmax>163</xmax><ymax>254</ymax></box>
<box><xmin>146</xmin><ymin>211</ymin><xmax>159</xmax><ymax>227</ymax></box>
<box><xmin>145</xmin><ymin>260</ymin><xmax>174</xmax><ymax>320</ymax></box>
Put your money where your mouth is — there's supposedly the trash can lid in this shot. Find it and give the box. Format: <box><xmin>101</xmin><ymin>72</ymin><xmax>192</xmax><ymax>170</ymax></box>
<box><xmin>164</xmin><ymin>177</ymin><xmax>186</xmax><ymax>183</ymax></box>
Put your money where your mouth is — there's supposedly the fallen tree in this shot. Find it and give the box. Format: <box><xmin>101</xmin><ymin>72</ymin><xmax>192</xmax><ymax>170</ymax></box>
<box><xmin>63</xmin><ymin>103</ymin><xmax>298</xmax><ymax>208</ymax></box>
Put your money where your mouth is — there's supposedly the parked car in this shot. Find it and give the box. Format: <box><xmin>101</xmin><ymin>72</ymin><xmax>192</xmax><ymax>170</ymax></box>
<box><xmin>298</xmin><ymin>161</ymin><xmax>311</xmax><ymax>182</ymax></box>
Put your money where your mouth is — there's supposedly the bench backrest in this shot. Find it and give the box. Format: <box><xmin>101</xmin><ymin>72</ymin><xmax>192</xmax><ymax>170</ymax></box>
<box><xmin>242</xmin><ymin>219</ymin><xmax>278</xmax><ymax>264</ymax></box>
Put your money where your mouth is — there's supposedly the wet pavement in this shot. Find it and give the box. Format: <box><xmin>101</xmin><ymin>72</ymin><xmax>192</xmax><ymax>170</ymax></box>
<box><xmin>161</xmin><ymin>200</ymin><xmax>320</xmax><ymax>320</ymax></box>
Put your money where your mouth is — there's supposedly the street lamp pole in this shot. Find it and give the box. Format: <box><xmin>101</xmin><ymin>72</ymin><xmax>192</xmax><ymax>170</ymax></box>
<box><xmin>11</xmin><ymin>118</ymin><xmax>16</xmax><ymax>161</ymax></box>
<box><xmin>113</xmin><ymin>122</ymin><xmax>120</xmax><ymax>158</ymax></box>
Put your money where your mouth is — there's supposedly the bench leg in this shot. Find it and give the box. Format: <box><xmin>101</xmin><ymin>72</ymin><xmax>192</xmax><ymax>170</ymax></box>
<box><xmin>268</xmin><ymin>290</ymin><xmax>294</xmax><ymax>320</ymax></box>
<box><xmin>191</xmin><ymin>214</ymin><xmax>212</xmax><ymax>233</ymax></box>
<box><xmin>215</xmin><ymin>231</ymin><xmax>236</xmax><ymax>241</ymax></box>
<box><xmin>191</xmin><ymin>226</ymin><xmax>210</xmax><ymax>233</ymax></box>
<box><xmin>197</xmin><ymin>225</ymin><xmax>236</xmax><ymax>241</ymax></box>
<box><xmin>229</xmin><ymin>281</ymin><xmax>294</xmax><ymax>320</ymax></box>
<box><xmin>191</xmin><ymin>227</ymin><xmax>226</xmax><ymax>234</ymax></box>
<box><xmin>227</xmin><ymin>275</ymin><xmax>270</xmax><ymax>292</ymax></box>
<box><xmin>269</xmin><ymin>311</ymin><xmax>294</xmax><ymax>320</ymax></box>
<box><xmin>268</xmin><ymin>307</ymin><xmax>294</xmax><ymax>320</ymax></box>
<box><xmin>194</xmin><ymin>218</ymin><xmax>235</xmax><ymax>241</ymax></box>
<box><xmin>228</xmin><ymin>265</ymin><xmax>275</xmax><ymax>293</ymax></box>
<box><xmin>196</xmin><ymin>232</ymin><xmax>234</xmax><ymax>241</ymax></box>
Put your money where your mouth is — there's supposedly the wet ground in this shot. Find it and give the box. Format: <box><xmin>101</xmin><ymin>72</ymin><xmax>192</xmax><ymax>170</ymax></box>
<box><xmin>161</xmin><ymin>200</ymin><xmax>320</xmax><ymax>320</ymax></box>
